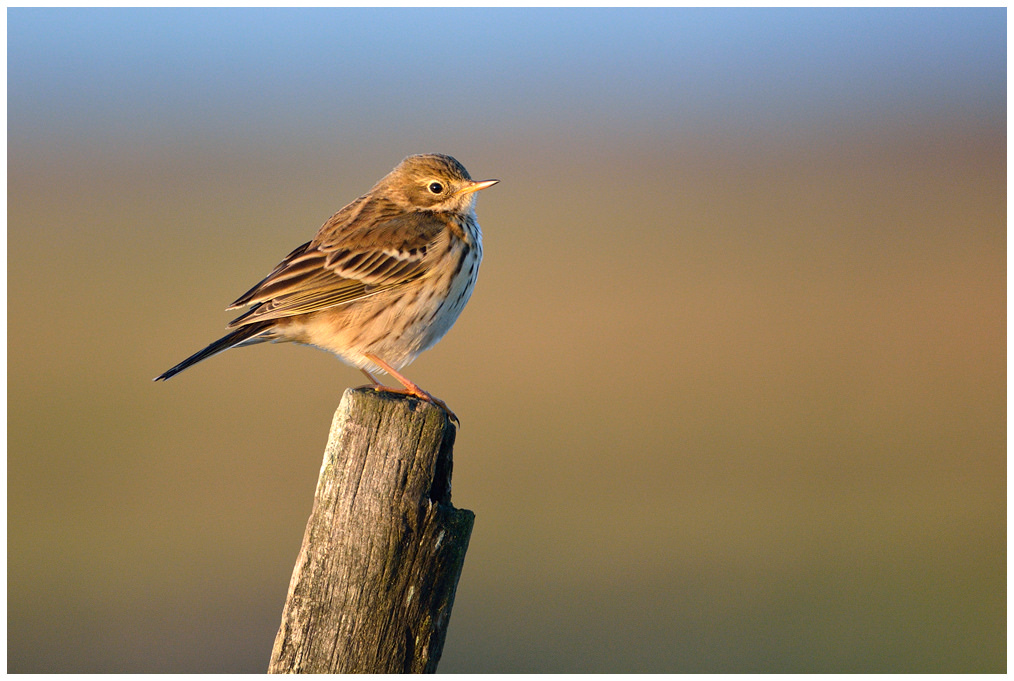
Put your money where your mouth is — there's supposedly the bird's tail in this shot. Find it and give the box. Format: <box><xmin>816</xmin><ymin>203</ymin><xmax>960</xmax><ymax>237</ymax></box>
<box><xmin>154</xmin><ymin>322</ymin><xmax>273</xmax><ymax>381</ymax></box>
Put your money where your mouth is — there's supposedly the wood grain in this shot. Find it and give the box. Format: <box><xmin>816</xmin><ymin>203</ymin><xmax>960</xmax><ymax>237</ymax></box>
<box><xmin>268</xmin><ymin>388</ymin><xmax>474</xmax><ymax>673</ymax></box>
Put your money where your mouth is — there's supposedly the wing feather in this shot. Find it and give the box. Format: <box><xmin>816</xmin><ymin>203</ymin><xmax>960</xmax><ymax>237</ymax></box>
<box><xmin>226</xmin><ymin>196</ymin><xmax>449</xmax><ymax>328</ymax></box>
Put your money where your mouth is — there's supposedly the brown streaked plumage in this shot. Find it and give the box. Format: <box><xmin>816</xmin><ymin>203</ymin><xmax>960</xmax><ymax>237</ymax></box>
<box><xmin>155</xmin><ymin>153</ymin><xmax>497</xmax><ymax>422</ymax></box>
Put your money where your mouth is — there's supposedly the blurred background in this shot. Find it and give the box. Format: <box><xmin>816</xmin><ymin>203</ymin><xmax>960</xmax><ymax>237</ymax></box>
<box><xmin>7</xmin><ymin>8</ymin><xmax>1005</xmax><ymax>673</ymax></box>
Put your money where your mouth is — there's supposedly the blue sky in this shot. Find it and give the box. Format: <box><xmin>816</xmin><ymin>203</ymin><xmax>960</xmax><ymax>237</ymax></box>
<box><xmin>9</xmin><ymin>8</ymin><xmax>1005</xmax><ymax>146</ymax></box>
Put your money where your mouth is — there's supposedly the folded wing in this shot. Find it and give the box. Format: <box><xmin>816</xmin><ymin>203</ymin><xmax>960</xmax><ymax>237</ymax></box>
<box><xmin>227</xmin><ymin>197</ymin><xmax>447</xmax><ymax>328</ymax></box>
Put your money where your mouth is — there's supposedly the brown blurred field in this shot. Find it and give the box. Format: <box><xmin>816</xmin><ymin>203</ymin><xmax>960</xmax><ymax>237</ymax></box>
<box><xmin>8</xmin><ymin>116</ymin><xmax>1004</xmax><ymax>671</ymax></box>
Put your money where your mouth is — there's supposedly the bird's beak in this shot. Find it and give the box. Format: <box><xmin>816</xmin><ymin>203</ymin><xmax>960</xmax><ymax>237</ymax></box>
<box><xmin>457</xmin><ymin>179</ymin><xmax>499</xmax><ymax>195</ymax></box>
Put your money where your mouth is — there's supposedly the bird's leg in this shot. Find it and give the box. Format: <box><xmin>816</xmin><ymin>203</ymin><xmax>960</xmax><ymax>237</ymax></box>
<box><xmin>360</xmin><ymin>368</ymin><xmax>383</xmax><ymax>386</ymax></box>
<box><xmin>364</xmin><ymin>353</ymin><xmax>459</xmax><ymax>424</ymax></box>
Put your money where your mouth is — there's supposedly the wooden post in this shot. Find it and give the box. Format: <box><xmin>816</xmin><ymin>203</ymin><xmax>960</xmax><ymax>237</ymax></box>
<box><xmin>268</xmin><ymin>387</ymin><xmax>475</xmax><ymax>674</ymax></box>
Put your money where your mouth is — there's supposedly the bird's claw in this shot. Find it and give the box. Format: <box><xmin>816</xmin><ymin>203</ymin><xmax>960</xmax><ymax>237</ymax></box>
<box><xmin>363</xmin><ymin>384</ymin><xmax>459</xmax><ymax>425</ymax></box>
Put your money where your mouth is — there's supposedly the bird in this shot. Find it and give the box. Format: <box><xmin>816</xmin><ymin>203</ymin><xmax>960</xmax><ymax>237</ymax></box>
<box><xmin>155</xmin><ymin>153</ymin><xmax>497</xmax><ymax>423</ymax></box>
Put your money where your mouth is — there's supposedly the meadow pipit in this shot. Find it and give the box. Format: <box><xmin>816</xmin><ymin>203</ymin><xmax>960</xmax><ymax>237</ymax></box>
<box><xmin>155</xmin><ymin>154</ymin><xmax>497</xmax><ymax>422</ymax></box>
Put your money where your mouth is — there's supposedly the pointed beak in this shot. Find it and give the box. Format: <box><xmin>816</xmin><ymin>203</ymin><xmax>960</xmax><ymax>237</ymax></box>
<box><xmin>457</xmin><ymin>178</ymin><xmax>499</xmax><ymax>195</ymax></box>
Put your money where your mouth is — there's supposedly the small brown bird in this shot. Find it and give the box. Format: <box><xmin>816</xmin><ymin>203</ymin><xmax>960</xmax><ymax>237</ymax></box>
<box><xmin>155</xmin><ymin>153</ymin><xmax>497</xmax><ymax>422</ymax></box>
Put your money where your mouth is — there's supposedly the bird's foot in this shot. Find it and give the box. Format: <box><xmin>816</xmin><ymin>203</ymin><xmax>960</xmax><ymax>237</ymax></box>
<box><xmin>363</xmin><ymin>384</ymin><xmax>459</xmax><ymax>425</ymax></box>
<box><xmin>361</xmin><ymin>355</ymin><xmax>460</xmax><ymax>425</ymax></box>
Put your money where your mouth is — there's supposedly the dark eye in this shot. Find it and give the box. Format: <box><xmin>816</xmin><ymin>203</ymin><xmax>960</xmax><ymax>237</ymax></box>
<box><xmin>428</xmin><ymin>181</ymin><xmax>444</xmax><ymax>194</ymax></box>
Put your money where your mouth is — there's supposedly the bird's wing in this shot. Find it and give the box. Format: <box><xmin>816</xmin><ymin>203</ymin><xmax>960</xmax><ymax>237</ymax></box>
<box><xmin>226</xmin><ymin>197</ymin><xmax>447</xmax><ymax>327</ymax></box>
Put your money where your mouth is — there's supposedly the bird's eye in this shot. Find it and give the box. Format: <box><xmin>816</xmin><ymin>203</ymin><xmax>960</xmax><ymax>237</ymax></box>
<box><xmin>428</xmin><ymin>181</ymin><xmax>444</xmax><ymax>194</ymax></box>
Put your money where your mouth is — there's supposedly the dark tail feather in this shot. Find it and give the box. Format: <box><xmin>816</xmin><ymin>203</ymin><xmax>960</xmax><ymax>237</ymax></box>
<box><xmin>154</xmin><ymin>322</ymin><xmax>272</xmax><ymax>381</ymax></box>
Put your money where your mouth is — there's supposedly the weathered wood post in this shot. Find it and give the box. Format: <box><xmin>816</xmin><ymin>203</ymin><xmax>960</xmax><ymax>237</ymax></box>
<box><xmin>268</xmin><ymin>387</ymin><xmax>474</xmax><ymax>673</ymax></box>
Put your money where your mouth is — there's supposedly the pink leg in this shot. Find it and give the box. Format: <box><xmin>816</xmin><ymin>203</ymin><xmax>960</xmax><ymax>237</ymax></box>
<box><xmin>364</xmin><ymin>353</ymin><xmax>459</xmax><ymax>424</ymax></box>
